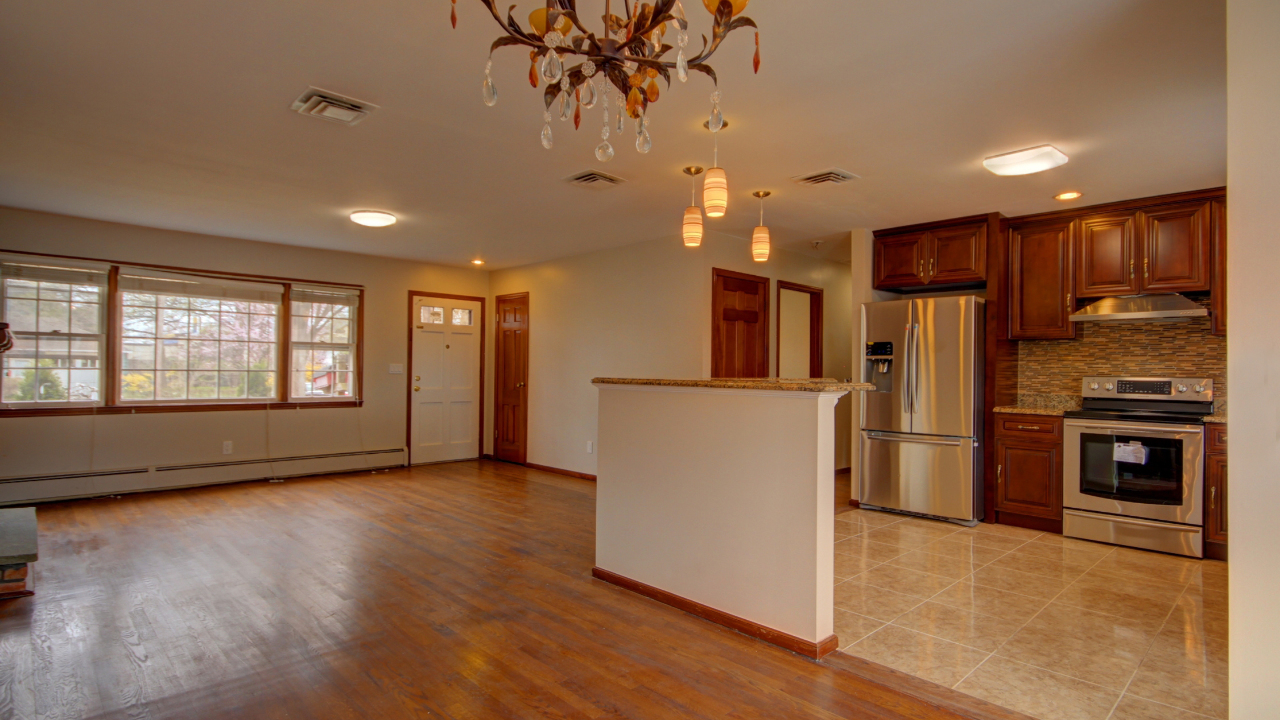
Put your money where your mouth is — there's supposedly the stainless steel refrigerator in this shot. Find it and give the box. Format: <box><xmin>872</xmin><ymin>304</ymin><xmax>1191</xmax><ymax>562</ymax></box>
<box><xmin>859</xmin><ymin>296</ymin><xmax>985</xmax><ymax>523</ymax></box>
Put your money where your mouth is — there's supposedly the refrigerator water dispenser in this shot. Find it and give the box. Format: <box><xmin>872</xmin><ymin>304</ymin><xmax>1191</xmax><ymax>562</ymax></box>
<box><xmin>864</xmin><ymin>341</ymin><xmax>895</xmax><ymax>393</ymax></box>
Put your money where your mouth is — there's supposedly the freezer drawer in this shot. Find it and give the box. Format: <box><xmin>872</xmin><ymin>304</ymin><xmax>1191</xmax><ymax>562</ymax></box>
<box><xmin>859</xmin><ymin>431</ymin><xmax>977</xmax><ymax>521</ymax></box>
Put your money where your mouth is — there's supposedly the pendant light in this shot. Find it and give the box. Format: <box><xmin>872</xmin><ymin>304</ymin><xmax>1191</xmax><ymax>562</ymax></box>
<box><xmin>703</xmin><ymin>129</ymin><xmax>728</xmax><ymax>218</ymax></box>
<box><xmin>682</xmin><ymin>166</ymin><xmax>705</xmax><ymax>247</ymax></box>
<box><xmin>751</xmin><ymin>190</ymin><xmax>771</xmax><ymax>262</ymax></box>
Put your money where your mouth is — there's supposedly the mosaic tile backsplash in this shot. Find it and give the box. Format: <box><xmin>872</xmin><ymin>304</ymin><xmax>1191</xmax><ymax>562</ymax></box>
<box><xmin>1017</xmin><ymin>299</ymin><xmax>1226</xmax><ymax>411</ymax></box>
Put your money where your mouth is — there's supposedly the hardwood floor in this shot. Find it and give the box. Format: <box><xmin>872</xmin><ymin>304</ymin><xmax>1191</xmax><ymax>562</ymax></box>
<box><xmin>2</xmin><ymin>461</ymin><xmax>1001</xmax><ymax>719</ymax></box>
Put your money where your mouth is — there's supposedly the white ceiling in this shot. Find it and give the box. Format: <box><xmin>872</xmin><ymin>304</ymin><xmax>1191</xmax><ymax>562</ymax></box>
<box><xmin>0</xmin><ymin>0</ymin><xmax>1225</xmax><ymax>268</ymax></box>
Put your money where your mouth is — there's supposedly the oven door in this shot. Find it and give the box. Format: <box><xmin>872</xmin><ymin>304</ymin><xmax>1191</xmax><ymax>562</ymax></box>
<box><xmin>1064</xmin><ymin>419</ymin><xmax>1203</xmax><ymax>525</ymax></box>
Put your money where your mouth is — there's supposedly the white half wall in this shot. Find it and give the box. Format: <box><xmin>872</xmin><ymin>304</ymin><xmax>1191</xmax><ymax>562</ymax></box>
<box><xmin>1226</xmin><ymin>2</ymin><xmax>1280</xmax><ymax>717</ymax></box>
<box><xmin>490</xmin><ymin>232</ymin><xmax>854</xmax><ymax>477</ymax></box>
<box><xmin>0</xmin><ymin>208</ymin><xmax>491</xmax><ymax>501</ymax></box>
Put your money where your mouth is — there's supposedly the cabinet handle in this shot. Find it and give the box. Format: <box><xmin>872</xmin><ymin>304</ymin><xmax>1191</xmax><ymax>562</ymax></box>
<box><xmin>998</xmin><ymin>465</ymin><xmax>1003</xmax><ymax>484</ymax></box>
<box><xmin>929</xmin><ymin>258</ymin><xmax>935</xmax><ymax>276</ymax></box>
<box><xmin>1066</xmin><ymin>292</ymin><xmax>1072</xmax><ymax>311</ymax></box>
<box><xmin>1144</xmin><ymin>258</ymin><xmax>1149</xmax><ymax>279</ymax></box>
<box><xmin>1017</xmin><ymin>425</ymin><xmax>1041</xmax><ymax>431</ymax></box>
<box><xmin>919</xmin><ymin>259</ymin><xmax>924</xmax><ymax>277</ymax></box>
<box><xmin>1210</xmin><ymin>486</ymin><xmax>1216</xmax><ymax>510</ymax></box>
<box><xmin>1130</xmin><ymin>259</ymin><xmax>1135</xmax><ymax>280</ymax></box>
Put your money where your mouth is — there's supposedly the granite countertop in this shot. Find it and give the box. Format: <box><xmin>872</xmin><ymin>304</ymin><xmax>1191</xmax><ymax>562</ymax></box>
<box><xmin>592</xmin><ymin>378</ymin><xmax>876</xmax><ymax>393</ymax></box>
<box><xmin>993</xmin><ymin>394</ymin><xmax>1080</xmax><ymax>417</ymax></box>
<box><xmin>0</xmin><ymin>507</ymin><xmax>38</xmax><ymax>564</ymax></box>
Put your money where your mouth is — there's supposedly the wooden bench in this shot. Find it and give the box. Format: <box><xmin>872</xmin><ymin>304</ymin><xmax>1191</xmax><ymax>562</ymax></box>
<box><xmin>0</xmin><ymin>507</ymin><xmax>37</xmax><ymax>599</ymax></box>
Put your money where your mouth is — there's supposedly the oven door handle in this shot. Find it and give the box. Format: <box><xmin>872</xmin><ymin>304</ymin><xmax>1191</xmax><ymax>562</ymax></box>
<box><xmin>1072</xmin><ymin>424</ymin><xmax>1203</xmax><ymax>437</ymax></box>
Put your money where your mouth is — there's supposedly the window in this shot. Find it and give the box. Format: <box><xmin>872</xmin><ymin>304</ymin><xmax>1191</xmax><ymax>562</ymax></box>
<box><xmin>290</xmin><ymin>286</ymin><xmax>359</xmax><ymax>399</ymax></box>
<box><xmin>1</xmin><ymin>259</ymin><xmax>108</xmax><ymax>405</ymax></box>
<box><xmin>451</xmin><ymin>308</ymin><xmax>473</xmax><ymax>326</ymax></box>
<box><xmin>0</xmin><ymin>252</ymin><xmax>363</xmax><ymax>412</ymax></box>
<box><xmin>421</xmin><ymin>306</ymin><xmax>444</xmax><ymax>324</ymax></box>
<box><xmin>118</xmin><ymin>269</ymin><xmax>283</xmax><ymax>402</ymax></box>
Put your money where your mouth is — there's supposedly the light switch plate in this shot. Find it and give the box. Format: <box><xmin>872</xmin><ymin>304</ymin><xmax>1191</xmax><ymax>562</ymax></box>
<box><xmin>389</xmin><ymin>364</ymin><xmax>404</xmax><ymax>374</ymax></box>
<box><xmin>587</xmin><ymin>441</ymin><xmax>594</xmax><ymax>454</ymax></box>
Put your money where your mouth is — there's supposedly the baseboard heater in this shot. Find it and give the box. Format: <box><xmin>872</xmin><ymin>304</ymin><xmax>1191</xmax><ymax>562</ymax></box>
<box><xmin>0</xmin><ymin>448</ymin><xmax>406</xmax><ymax>506</ymax></box>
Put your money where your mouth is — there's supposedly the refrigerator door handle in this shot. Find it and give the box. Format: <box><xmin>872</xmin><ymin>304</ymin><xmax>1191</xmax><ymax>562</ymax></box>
<box><xmin>865</xmin><ymin>432</ymin><xmax>963</xmax><ymax>447</ymax></box>
<box><xmin>912</xmin><ymin>322</ymin><xmax>921</xmax><ymax>415</ymax></box>
<box><xmin>903</xmin><ymin>322</ymin><xmax>913</xmax><ymax>415</ymax></box>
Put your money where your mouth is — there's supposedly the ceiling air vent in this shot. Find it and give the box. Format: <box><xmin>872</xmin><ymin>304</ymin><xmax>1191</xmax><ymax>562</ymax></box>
<box><xmin>291</xmin><ymin>88</ymin><xmax>378</xmax><ymax>126</ymax></box>
<box><xmin>792</xmin><ymin>168</ymin><xmax>859</xmax><ymax>186</ymax></box>
<box><xmin>565</xmin><ymin>170</ymin><xmax>625</xmax><ymax>188</ymax></box>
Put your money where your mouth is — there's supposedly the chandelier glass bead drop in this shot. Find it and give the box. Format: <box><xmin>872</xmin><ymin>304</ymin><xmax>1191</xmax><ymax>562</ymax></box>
<box><xmin>452</xmin><ymin>0</ymin><xmax>760</xmax><ymax>160</ymax></box>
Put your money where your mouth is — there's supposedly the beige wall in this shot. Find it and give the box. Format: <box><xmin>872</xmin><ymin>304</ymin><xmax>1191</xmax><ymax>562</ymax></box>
<box><xmin>491</xmin><ymin>232</ymin><xmax>855</xmax><ymax>477</ymax></box>
<box><xmin>0</xmin><ymin>207</ymin><xmax>492</xmax><ymax>499</ymax></box>
<box><xmin>1226</xmin><ymin>2</ymin><xmax>1280</xmax><ymax>717</ymax></box>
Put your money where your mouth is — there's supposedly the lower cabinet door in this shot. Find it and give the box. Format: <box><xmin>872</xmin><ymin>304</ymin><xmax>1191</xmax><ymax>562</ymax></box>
<box><xmin>1205</xmin><ymin>454</ymin><xmax>1228</xmax><ymax>544</ymax></box>
<box><xmin>995</xmin><ymin>438</ymin><xmax>1062</xmax><ymax>520</ymax></box>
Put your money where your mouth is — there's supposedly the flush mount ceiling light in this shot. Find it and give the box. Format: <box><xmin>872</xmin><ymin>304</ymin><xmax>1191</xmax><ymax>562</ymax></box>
<box><xmin>349</xmin><ymin>211</ymin><xmax>397</xmax><ymax>227</ymax></box>
<box><xmin>471</xmin><ymin>259</ymin><xmax>486</xmax><ymax>265</ymax></box>
<box><xmin>1055</xmin><ymin>191</ymin><xmax>1084</xmax><ymax>201</ymax></box>
<box><xmin>681</xmin><ymin>166</ymin><xmax>705</xmax><ymax>247</ymax></box>
<box><xmin>982</xmin><ymin>144</ymin><xmax>1069</xmax><ymax>176</ymax></box>
<box><xmin>450</xmin><ymin>0</ymin><xmax>760</xmax><ymax>161</ymax></box>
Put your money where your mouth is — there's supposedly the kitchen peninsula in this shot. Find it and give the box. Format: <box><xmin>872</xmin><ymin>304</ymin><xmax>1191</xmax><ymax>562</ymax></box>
<box><xmin>591</xmin><ymin>378</ymin><xmax>872</xmax><ymax>658</ymax></box>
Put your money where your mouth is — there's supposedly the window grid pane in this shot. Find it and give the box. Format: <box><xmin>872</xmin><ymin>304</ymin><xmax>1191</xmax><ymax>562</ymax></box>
<box><xmin>119</xmin><ymin>292</ymin><xmax>279</xmax><ymax>403</ymax></box>
<box><xmin>2</xmin><ymin>278</ymin><xmax>103</xmax><ymax>404</ymax></box>
<box><xmin>290</xmin><ymin>300</ymin><xmax>357</xmax><ymax>399</ymax></box>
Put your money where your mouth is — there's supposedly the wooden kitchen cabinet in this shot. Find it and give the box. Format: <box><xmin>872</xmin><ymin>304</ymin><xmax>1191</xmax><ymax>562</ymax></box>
<box><xmin>1211</xmin><ymin>198</ymin><xmax>1227</xmax><ymax>336</ymax></box>
<box><xmin>873</xmin><ymin>231</ymin><xmax>929</xmax><ymax>289</ymax></box>
<box><xmin>1142</xmin><ymin>201</ymin><xmax>1213</xmax><ymax>293</ymax></box>
<box><xmin>994</xmin><ymin>414</ymin><xmax>1064</xmax><ymax>530</ymax></box>
<box><xmin>1009</xmin><ymin>219</ymin><xmax>1076</xmax><ymax>340</ymax></box>
<box><xmin>873</xmin><ymin>217</ymin><xmax>991</xmax><ymax>291</ymax></box>
<box><xmin>1077</xmin><ymin>211</ymin><xmax>1141</xmax><ymax>298</ymax></box>
<box><xmin>1205</xmin><ymin>422</ymin><xmax>1228</xmax><ymax>559</ymax></box>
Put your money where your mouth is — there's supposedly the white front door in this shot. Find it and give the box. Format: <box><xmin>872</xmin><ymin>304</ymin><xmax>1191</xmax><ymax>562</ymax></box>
<box><xmin>411</xmin><ymin>297</ymin><xmax>481</xmax><ymax>464</ymax></box>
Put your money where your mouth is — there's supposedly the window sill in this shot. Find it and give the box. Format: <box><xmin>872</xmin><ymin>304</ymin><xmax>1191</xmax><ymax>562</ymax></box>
<box><xmin>0</xmin><ymin>400</ymin><xmax>363</xmax><ymax>417</ymax></box>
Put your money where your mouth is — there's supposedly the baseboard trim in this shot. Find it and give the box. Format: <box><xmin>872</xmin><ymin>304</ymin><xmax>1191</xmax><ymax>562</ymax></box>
<box><xmin>527</xmin><ymin>463</ymin><xmax>597</xmax><ymax>481</ymax></box>
<box><xmin>995</xmin><ymin>511</ymin><xmax>1063</xmax><ymax>535</ymax></box>
<box><xmin>591</xmin><ymin>567</ymin><xmax>837</xmax><ymax>660</ymax></box>
<box><xmin>847</xmin><ymin>499</ymin><xmax>861</xmax><ymax>508</ymax></box>
<box><xmin>836</xmin><ymin>467</ymin><xmax>852</xmax><ymax>475</ymax></box>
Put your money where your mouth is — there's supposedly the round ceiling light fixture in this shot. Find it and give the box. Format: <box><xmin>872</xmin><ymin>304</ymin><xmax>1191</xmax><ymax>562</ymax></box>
<box><xmin>471</xmin><ymin>259</ymin><xmax>486</xmax><ymax>266</ymax></box>
<box><xmin>350</xmin><ymin>210</ymin><xmax>398</xmax><ymax>227</ymax></box>
<box><xmin>1054</xmin><ymin>191</ymin><xmax>1084</xmax><ymax>201</ymax></box>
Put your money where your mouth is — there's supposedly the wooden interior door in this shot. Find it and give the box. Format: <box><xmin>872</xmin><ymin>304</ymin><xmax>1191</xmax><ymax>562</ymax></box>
<box><xmin>776</xmin><ymin>281</ymin><xmax>823</xmax><ymax>378</ymax></box>
<box><xmin>712</xmin><ymin>268</ymin><xmax>769</xmax><ymax>378</ymax></box>
<box><xmin>410</xmin><ymin>295</ymin><xmax>483</xmax><ymax>464</ymax></box>
<box><xmin>495</xmin><ymin>293</ymin><xmax>529</xmax><ymax>464</ymax></box>
<box><xmin>928</xmin><ymin>223</ymin><xmax>987</xmax><ymax>285</ymax></box>
<box><xmin>1077</xmin><ymin>212</ymin><xmax>1140</xmax><ymax>297</ymax></box>
<box><xmin>1009</xmin><ymin>219</ymin><xmax>1076</xmax><ymax>340</ymax></box>
<box><xmin>1141</xmin><ymin>201</ymin><xmax>1212</xmax><ymax>293</ymax></box>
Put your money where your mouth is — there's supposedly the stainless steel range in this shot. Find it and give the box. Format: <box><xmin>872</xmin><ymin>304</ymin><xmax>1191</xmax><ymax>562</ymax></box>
<box><xmin>1063</xmin><ymin>376</ymin><xmax>1214</xmax><ymax>558</ymax></box>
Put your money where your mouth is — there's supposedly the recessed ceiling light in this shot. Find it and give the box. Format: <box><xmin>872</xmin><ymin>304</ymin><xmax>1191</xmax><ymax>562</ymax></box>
<box><xmin>471</xmin><ymin>259</ymin><xmax>485</xmax><ymax>266</ymax></box>
<box><xmin>1055</xmin><ymin>191</ymin><xmax>1083</xmax><ymax>201</ymax></box>
<box><xmin>349</xmin><ymin>211</ymin><xmax>397</xmax><ymax>227</ymax></box>
<box><xmin>983</xmin><ymin>145</ymin><xmax>1069</xmax><ymax>176</ymax></box>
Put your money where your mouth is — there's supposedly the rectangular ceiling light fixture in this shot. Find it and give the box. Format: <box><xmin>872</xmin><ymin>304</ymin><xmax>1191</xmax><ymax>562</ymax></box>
<box><xmin>982</xmin><ymin>144</ymin><xmax>1069</xmax><ymax>176</ymax></box>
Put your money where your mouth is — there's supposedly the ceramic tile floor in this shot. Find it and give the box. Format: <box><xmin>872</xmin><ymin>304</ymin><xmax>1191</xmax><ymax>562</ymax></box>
<box><xmin>832</xmin><ymin>508</ymin><xmax>1229</xmax><ymax>720</ymax></box>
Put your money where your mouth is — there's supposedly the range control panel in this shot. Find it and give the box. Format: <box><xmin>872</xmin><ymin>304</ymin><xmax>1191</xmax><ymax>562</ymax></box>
<box><xmin>1081</xmin><ymin>376</ymin><xmax>1214</xmax><ymax>401</ymax></box>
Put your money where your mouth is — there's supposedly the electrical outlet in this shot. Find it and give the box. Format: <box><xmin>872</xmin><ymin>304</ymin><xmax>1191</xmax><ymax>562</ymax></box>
<box><xmin>586</xmin><ymin>441</ymin><xmax>594</xmax><ymax>454</ymax></box>
<box><xmin>222</xmin><ymin>441</ymin><xmax>233</xmax><ymax>455</ymax></box>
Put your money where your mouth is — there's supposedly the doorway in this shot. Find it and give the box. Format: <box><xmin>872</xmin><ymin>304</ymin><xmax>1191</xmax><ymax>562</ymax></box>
<box><xmin>408</xmin><ymin>292</ymin><xmax>485</xmax><ymax>465</ymax></box>
<box><xmin>494</xmin><ymin>292</ymin><xmax>529</xmax><ymax>464</ymax></box>
<box><xmin>711</xmin><ymin>268</ymin><xmax>770</xmax><ymax>378</ymax></box>
<box><xmin>777</xmin><ymin>281</ymin><xmax>824</xmax><ymax>378</ymax></box>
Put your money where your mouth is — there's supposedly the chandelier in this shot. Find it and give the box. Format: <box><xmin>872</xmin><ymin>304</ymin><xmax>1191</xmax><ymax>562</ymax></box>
<box><xmin>451</xmin><ymin>0</ymin><xmax>759</xmax><ymax>161</ymax></box>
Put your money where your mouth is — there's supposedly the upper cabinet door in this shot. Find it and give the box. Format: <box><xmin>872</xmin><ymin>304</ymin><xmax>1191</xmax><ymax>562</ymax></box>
<box><xmin>873</xmin><ymin>232</ymin><xmax>928</xmax><ymax>289</ymax></box>
<box><xmin>1010</xmin><ymin>220</ymin><xmax>1076</xmax><ymax>340</ymax></box>
<box><xmin>1141</xmin><ymin>201</ymin><xmax>1212</xmax><ymax>293</ymax></box>
<box><xmin>1211</xmin><ymin>199</ymin><xmax>1227</xmax><ymax>336</ymax></box>
<box><xmin>1077</xmin><ymin>212</ymin><xmax>1140</xmax><ymax>298</ymax></box>
<box><xmin>928</xmin><ymin>223</ymin><xmax>988</xmax><ymax>285</ymax></box>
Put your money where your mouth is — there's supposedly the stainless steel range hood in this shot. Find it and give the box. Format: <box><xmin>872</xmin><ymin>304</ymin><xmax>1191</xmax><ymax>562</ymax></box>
<box><xmin>1069</xmin><ymin>294</ymin><xmax>1208</xmax><ymax>323</ymax></box>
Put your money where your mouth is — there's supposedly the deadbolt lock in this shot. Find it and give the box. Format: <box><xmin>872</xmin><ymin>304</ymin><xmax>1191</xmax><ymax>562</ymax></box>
<box><xmin>414</xmin><ymin>375</ymin><xmax>420</xmax><ymax>381</ymax></box>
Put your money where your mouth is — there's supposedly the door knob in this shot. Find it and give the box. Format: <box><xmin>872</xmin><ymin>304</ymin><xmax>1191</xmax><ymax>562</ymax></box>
<box><xmin>517</xmin><ymin>382</ymin><xmax>525</xmax><ymax>388</ymax></box>
<box><xmin>413</xmin><ymin>386</ymin><xmax>421</xmax><ymax>392</ymax></box>
<box><xmin>446</xmin><ymin>344</ymin><xmax>450</xmax><ymax>349</ymax></box>
<box><xmin>414</xmin><ymin>376</ymin><xmax>420</xmax><ymax>381</ymax></box>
